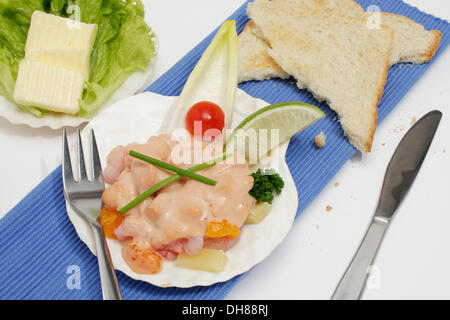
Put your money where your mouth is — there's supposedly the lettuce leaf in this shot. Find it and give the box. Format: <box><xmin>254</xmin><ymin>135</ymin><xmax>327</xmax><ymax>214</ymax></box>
<box><xmin>0</xmin><ymin>0</ymin><xmax>156</xmax><ymax>118</ymax></box>
<box><xmin>161</xmin><ymin>21</ymin><xmax>238</xmax><ymax>132</ymax></box>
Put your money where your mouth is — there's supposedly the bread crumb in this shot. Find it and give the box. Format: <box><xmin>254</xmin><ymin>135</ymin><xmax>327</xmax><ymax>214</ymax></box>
<box><xmin>326</xmin><ymin>205</ymin><xmax>333</xmax><ymax>212</ymax></box>
<box><xmin>389</xmin><ymin>124</ymin><xmax>406</xmax><ymax>134</ymax></box>
<box><xmin>411</xmin><ymin>116</ymin><xmax>417</xmax><ymax>125</ymax></box>
<box><xmin>315</xmin><ymin>130</ymin><xmax>326</xmax><ymax>148</ymax></box>
<box><xmin>382</xmin><ymin>143</ymin><xmax>386</xmax><ymax>146</ymax></box>
<box><xmin>334</xmin><ymin>182</ymin><xmax>340</xmax><ymax>187</ymax></box>
<box><xmin>443</xmin><ymin>149</ymin><xmax>446</xmax><ymax>153</ymax></box>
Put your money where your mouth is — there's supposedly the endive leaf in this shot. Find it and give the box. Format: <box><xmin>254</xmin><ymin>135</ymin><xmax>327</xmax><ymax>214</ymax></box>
<box><xmin>160</xmin><ymin>20</ymin><xmax>238</xmax><ymax>132</ymax></box>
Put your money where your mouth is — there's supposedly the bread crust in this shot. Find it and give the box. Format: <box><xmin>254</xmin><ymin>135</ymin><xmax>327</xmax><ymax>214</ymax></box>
<box><xmin>380</xmin><ymin>12</ymin><xmax>442</xmax><ymax>64</ymax></box>
<box><xmin>426</xmin><ymin>30</ymin><xmax>442</xmax><ymax>62</ymax></box>
<box><xmin>365</xmin><ymin>27</ymin><xmax>394</xmax><ymax>153</ymax></box>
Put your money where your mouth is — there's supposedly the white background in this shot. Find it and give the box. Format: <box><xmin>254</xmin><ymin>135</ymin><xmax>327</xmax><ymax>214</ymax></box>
<box><xmin>0</xmin><ymin>0</ymin><xmax>449</xmax><ymax>300</ymax></box>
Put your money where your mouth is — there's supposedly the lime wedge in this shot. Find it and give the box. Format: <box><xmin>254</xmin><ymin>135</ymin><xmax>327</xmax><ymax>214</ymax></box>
<box><xmin>225</xmin><ymin>102</ymin><xmax>325</xmax><ymax>163</ymax></box>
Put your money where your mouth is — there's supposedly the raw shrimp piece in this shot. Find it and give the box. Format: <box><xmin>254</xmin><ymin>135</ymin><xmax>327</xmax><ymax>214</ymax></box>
<box><xmin>184</xmin><ymin>236</ymin><xmax>204</xmax><ymax>255</ymax></box>
<box><xmin>203</xmin><ymin>237</ymin><xmax>239</xmax><ymax>251</ymax></box>
<box><xmin>103</xmin><ymin>165</ymin><xmax>121</xmax><ymax>185</ymax></box>
<box><xmin>143</xmin><ymin>191</ymin><xmax>210</xmax><ymax>247</ymax></box>
<box><xmin>155</xmin><ymin>249</ymin><xmax>178</xmax><ymax>261</ymax></box>
<box><xmin>113</xmin><ymin>222</ymin><xmax>131</xmax><ymax>241</ymax></box>
<box><xmin>131</xmin><ymin>164</ymin><xmax>156</xmax><ymax>193</ymax></box>
<box><xmin>102</xmin><ymin>171</ymin><xmax>138</xmax><ymax>210</ymax></box>
<box><xmin>146</xmin><ymin>136</ymin><xmax>172</xmax><ymax>160</ymax></box>
<box><xmin>157</xmin><ymin>238</ymin><xmax>186</xmax><ymax>254</ymax></box>
<box><xmin>144</xmin><ymin>192</ymin><xmax>174</xmax><ymax>221</ymax></box>
<box><xmin>152</xmin><ymin>167</ymin><xmax>172</xmax><ymax>185</ymax></box>
<box><xmin>114</xmin><ymin>208</ymin><xmax>154</xmax><ymax>241</ymax></box>
<box><xmin>103</xmin><ymin>145</ymin><xmax>128</xmax><ymax>184</ymax></box>
<box><xmin>128</xmin><ymin>136</ymin><xmax>171</xmax><ymax>167</ymax></box>
<box><xmin>122</xmin><ymin>239</ymin><xmax>162</xmax><ymax>274</ymax></box>
<box><xmin>170</xmin><ymin>136</ymin><xmax>206</xmax><ymax>166</ymax></box>
<box><xmin>155</xmin><ymin>236</ymin><xmax>204</xmax><ymax>260</ymax></box>
<box><xmin>102</xmin><ymin>183</ymin><xmax>124</xmax><ymax>210</ymax></box>
<box><xmin>158</xmin><ymin>134</ymin><xmax>179</xmax><ymax>150</ymax></box>
<box><xmin>202</xmin><ymin>165</ymin><xmax>255</xmax><ymax>227</ymax></box>
<box><xmin>123</xmin><ymin>143</ymin><xmax>137</xmax><ymax>169</ymax></box>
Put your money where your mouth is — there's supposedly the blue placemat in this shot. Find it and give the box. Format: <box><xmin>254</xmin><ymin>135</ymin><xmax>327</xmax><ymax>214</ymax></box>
<box><xmin>0</xmin><ymin>0</ymin><xmax>449</xmax><ymax>300</ymax></box>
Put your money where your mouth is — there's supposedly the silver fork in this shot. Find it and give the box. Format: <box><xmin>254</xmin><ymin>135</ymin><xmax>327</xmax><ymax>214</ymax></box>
<box><xmin>62</xmin><ymin>128</ymin><xmax>122</xmax><ymax>300</ymax></box>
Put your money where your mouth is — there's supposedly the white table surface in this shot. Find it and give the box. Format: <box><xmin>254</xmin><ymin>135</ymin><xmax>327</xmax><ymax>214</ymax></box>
<box><xmin>0</xmin><ymin>0</ymin><xmax>449</xmax><ymax>300</ymax></box>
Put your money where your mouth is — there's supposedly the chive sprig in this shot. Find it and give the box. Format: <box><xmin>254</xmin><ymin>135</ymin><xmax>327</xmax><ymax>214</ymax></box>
<box><xmin>129</xmin><ymin>150</ymin><xmax>216</xmax><ymax>186</ymax></box>
<box><xmin>118</xmin><ymin>153</ymin><xmax>231</xmax><ymax>215</ymax></box>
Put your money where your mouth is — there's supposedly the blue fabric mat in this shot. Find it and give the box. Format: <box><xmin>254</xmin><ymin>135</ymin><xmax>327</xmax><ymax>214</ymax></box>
<box><xmin>0</xmin><ymin>0</ymin><xmax>449</xmax><ymax>300</ymax></box>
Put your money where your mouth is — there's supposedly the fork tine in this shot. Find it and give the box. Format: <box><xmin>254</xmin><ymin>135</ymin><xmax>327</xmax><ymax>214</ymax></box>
<box><xmin>77</xmin><ymin>128</ymin><xmax>88</xmax><ymax>181</ymax></box>
<box><xmin>62</xmin><ymin>128</ymin><xmax>75</xmax><ymax>184</ymax></box>
<box><xmin>91</xmin><ymin>129</ymin><xmax>103</xmax><ymax>182</ymax></box>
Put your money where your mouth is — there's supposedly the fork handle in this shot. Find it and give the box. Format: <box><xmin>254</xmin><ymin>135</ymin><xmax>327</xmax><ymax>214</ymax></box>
<box><xmin>91</xmin><ymin>223</ymin><xmax>123</xmax><ymax>300</ymax></box>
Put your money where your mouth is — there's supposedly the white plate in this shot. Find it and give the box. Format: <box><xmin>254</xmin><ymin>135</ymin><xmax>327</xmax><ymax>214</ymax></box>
<box><xmin>0</xmin><ymin>36</ymin><xmax>158</xmax><ymax>129</ymax></box>
<box><xmin>66</xmin><ymin>89</ymin><xmax>299</xmax><ymax>288</ymax></box>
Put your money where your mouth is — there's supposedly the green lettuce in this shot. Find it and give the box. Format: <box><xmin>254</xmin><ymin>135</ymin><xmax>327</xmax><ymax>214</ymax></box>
<box><xmin>0</xmin><ymin>0</ymin><xmax>156</xmax><ymax>118</ymax></box>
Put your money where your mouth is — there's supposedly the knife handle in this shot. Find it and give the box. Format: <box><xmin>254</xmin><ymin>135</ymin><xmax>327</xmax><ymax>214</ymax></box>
<box><xmin>332</xmin><ymin>217</ymin><xmax>389</xmax><ymax>300</ymax></box>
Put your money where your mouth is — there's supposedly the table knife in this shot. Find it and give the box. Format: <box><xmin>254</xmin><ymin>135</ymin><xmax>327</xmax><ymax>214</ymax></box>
<box><xmin>332</xmin><ymin>110</ymin><xmax>442</xmax><ymax>300</ymax></box>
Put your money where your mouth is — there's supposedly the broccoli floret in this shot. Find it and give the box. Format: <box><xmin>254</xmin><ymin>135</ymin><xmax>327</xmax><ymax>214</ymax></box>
<box><xmin>249</xmin><ymin>168</ymin><xmax>285</xmax><ymax>204</ymax></box>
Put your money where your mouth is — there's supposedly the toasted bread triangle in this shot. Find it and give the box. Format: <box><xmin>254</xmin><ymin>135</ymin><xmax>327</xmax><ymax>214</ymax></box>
<box><xmin>239</xmin><ymin>0</ymin><xmax>442</xmax><ymax>82</ymax></box>
<box><xmin>238</xmin><ymin>21</ymin><xmax>289</xmax><ymax>83</ymax></box>
<box><xmin>248</xmin><ymin>0</ymin><xmax>394</xmax><ymax>152</ymax></box>
<box><xmin>380</xmin><ymin>12</ymin><xmax>442</xmax><ymax>65</ymax></box>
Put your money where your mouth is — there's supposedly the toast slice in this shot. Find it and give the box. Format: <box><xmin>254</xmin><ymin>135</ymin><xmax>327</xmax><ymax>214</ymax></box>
<box><xmin>380</xmin><ymin>12</ymin><xmax>442</xmax><ymax>65</ymax></box>
<box><xmin>239</xmin><ymin>0</ymin><xmax>442</xmax><ymax>82</ymax></box>
<box><xmin>239</xmin><ymin>0</ymin><xmax>364</xmax><ymax>82</ymax></box>
<box><xmin>269</xmin><ymin>0</ymin><xmax>364</xmax><ymax>15</ymax></box>
<box><xmin>239</xmin><ymin>21</ymin><xmax>289</xmax><ymax>82</ymax></box>
<box><xmin>248</xmin><ymin>0</ymin><xmax>394</xmax><ymax>152</ymax></box>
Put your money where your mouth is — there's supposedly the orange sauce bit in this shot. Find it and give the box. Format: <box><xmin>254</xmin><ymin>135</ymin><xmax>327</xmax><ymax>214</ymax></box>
<box><xmin>99</xmin><ymin>207</ymin><xmax>124</xmax><ymax>239</ymax></box>
<box><xmin>205</xmin><ymin>220</ymin><xmax>240</xmax><ymax>239</ymax></box>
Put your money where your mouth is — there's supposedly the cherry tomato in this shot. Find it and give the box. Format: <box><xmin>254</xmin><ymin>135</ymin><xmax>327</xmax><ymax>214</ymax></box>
<box><xmin>185</xmin><ymin>101</ymin><xmax>225</xmax><ymax>138</ymax></box>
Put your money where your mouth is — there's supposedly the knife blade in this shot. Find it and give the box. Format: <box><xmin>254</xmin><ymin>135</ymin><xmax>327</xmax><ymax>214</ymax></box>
<box><xmin>332</xmin><ymin>110</ymin><xmax>442</xmax><ymax>300</ymax></box>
